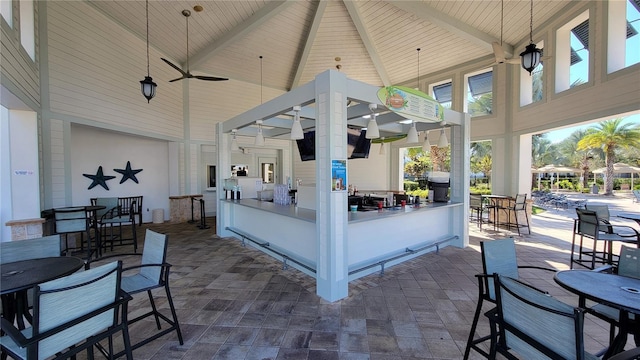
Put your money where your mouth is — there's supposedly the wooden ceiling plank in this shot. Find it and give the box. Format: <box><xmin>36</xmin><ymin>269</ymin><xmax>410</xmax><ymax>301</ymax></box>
<box><xmin>291</xmin><ymin>1</ymin><xmax>328</xmax><ymax>90</ymax></box>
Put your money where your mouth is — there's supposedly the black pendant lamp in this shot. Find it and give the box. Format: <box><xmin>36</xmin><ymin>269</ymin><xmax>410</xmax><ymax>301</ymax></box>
<box><xmin>140</xmin><ymin>0</ymin><xmax>157</xmax><ymax>102</ymax></box>
<box><xmin>520</xmin><ymin>0</ymin><xmax>541</xmax><ymax>75</ymax></box>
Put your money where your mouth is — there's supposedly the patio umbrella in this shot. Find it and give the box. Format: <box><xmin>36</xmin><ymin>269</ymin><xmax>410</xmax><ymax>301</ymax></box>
<box><xmin>532</xmin><ymin>165</ymin><xmax>582</xmax><ymax>188</ymax></box>
<box><xmin>592</xmin><ymin>162</ymin><xmax>640</xmax><ymax>188</ymax></box>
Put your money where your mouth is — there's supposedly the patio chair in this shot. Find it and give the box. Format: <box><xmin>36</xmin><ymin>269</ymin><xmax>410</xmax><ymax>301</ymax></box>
<box><xmin>99</xmin><ymin>200</ymin><xmax>138</xmax><ymax>254</ymax></box>
<box><xmin>588</xmin><ymin>246</ymin><xmax>640</xmax><ymax>349</ymax></box>
<box><xmin>489</xmin><ymin>274</ymin><xmax>598</xmax><ymax>360</ymax></box>
<box><xmin>0</xmin><ymin>261</ymin><xmax>133</xmax><ymax>360</ymax></box>
<box><xmin>571</xmin><ymin>208</ymin><xmax>639</xmax><ymax>269</ymax></box>
<box><xmin>0</xmin><ymin>235</ymin><xmax>61</xmax><ymax>263</ymax></box>
<box><xmin>633</xmin><ymin>190</ymin><xmax>640</xmax><ymax>203</ymax></box>
<box><xmin>495</xmin><ymin>194</ymin><xmax>530</xmax><ymax>235</ymax></box>
<box><xmin>470</xmin><ymin>194</ymin><xmax>489</xmax><ymax>229</ymax></box>
<box><xmin>463</xmin><ymin>238</ymin><xmax>556</xmax><ymax>360</ymax></box>
<box><xmin>53</xmin><ymin>207</ymin><xmax>93</xmax><ymax>259</ymax></box>
<box><xmin>86</xmin><ymin>229</ymin><xmax>183</xmax><ymax>357</ymax></box>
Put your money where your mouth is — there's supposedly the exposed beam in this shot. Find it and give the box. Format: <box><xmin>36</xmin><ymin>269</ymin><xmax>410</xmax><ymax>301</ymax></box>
<box><xmin>189</xmin><ymin>1</ymin><xmax>294</xmax><ymax>70</ymax></box>
<box><xmin>391</xmin><ymin>1</ymin><xmax>509</xmax><ymax>56</ymax></box>
<box><xmin>343</xmin><ymin>1</ymin><xmax>391</xmax><ymax>86</ymax></box>
<box><xmin>291</xmin><ymin>1</ymin><xmax>328</xmax><ymax>90</ymax></box>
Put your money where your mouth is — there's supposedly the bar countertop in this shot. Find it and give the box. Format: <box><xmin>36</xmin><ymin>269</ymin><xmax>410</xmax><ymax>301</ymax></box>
<box><xmin>223</xmin><ymin>198</ymin><xmax>461</xmax><ymax>224</ymax></box>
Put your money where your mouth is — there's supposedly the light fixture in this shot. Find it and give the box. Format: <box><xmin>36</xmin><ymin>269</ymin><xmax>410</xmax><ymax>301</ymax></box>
<box><xmin>437</xmin><ymin>127</ymin><xmax>449</xmax><ymax>148</ymax></box>
<box><xmin>379</xmin><ymin>137</ymin><xmax>386</xmax><ymax>155</ymax></box>
<box><xmin>139</xmin><ymin>0</ymin><xmax>157</xmax><ymax>102</ymax></box>
<box><xmin>520</xmin><ymin>0</ymin><xmax>541</xmax><ymax>75</ymax></box>
<box><xmin>365</xmin><ymin>103</ymin><xmax>380</xmax><ymax>139</ymax></box>
<box><xmin>290</xmin><ymin>105</ymin><xmax>303</xmax><ymax>140</ymax></box>
<box><xmin>406</xmin><ymin>122</ymin><xmax>419</xmax><ymax>144</ymax></box>
<box><xmin>230</xmin><ymin>129</ymin><xmax>239</xmax><ymax>151</ymax></box>
<box><xmin>422</xmin><ymin>131</ymin><xmax>431</xmax><ymax>151</ymax></box>
<box><xmin>255</xmin><ymin>120</ymin><xmax>265</xmax><ymax>146</ymax></box>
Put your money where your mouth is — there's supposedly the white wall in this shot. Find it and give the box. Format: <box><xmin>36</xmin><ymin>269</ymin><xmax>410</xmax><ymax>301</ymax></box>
<box><xmin>70</xmin><ymin>125</ymin><xmax>170</xmax><ymax>223</ymax></box>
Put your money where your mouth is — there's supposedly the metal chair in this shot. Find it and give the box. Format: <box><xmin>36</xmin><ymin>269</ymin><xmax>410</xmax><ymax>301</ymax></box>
<box><xmin>496</xmin><ymin>194</ymin><xmax>530</xmax><ymax>235</ymax></box>
<box><xmin>53</xmin><ymin>207</ymin><xmax>93</xmax><ymax>259</ymax></box>
<box><xmin>588</xmin><ymin>246</ymin><xmax>640</xmax><ymax>350</ymax></box>
<box><xmin>463</xmin><ymin>238</ymin><xmax>556</xmax><ymax>359</ymax></box>
<box><xmin>96</xmin><ymin>198</ymin><xmax>138</xmax><ymax>253</ymax></box>
<box><xmin>86</xmin><ymin>229</ymin><xmax>183</xmax><ymax>357</ymax></box>
<box><xmin>489</xmin><ymin>274</ymin><xmax>597</xmax><ymax>360</ymax></box>
<box><xmin>470</xmin><ymin>194</ymin><xmax>489</xmax><ymax>229</ymax></box>
<box><xmin>571</xmin><ymin>208</ymin><xmax>639</xmax><ymax>269</ymax></box>
<box><xmin>0</xmin><ymin>261</ymin><xmax>133</xmax><ymax>360</ymax></box>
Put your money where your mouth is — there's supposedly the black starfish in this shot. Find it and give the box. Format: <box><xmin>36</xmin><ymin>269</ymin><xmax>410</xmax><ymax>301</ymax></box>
<box><xmin>83</xmin><ymin>166</ymin><xmax>116</xmax><ymax>190</ymax></box>
<box><xmin>114</xmin><ymin>161</ymin><xmax>143</xmax><ymax>184</ymax></box>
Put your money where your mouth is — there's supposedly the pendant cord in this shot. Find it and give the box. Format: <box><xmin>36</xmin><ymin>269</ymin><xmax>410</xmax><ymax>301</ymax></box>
<box><xmin>416</xmin><ymin>48</ymin><xmax>421</xmax><ymax>89</ymax></box>
<box><xmin>145</xmin><ymin>0</ymin><xmax>150</xmax><ymax>77</ymax></box>
<box><xmin>260</xmin><ymin>55</ymin><xmax>263</xmax><ymax>104</ymax></box>
<box><xmin>500</xmin><ymin>0</ymin><xmax>503</xmax><ymax>45</ymax></box>
<box><xmin>186</xmin><ymin>14</ymin><xmax>190</xmax><ymax>72</ymax></box>
<box><xmin>529</xmin><ymin>0</ymin><xmax>534</xmax><ymax>44</ymax></box>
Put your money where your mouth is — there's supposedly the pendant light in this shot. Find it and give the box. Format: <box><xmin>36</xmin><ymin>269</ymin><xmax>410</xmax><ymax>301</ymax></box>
<box><xmin>422</xmin><ymin>131</ymin><xmax>431</xmax><ymax>152</ymax></box>
<box><xmin>290</xmin><ymin>105</ymin><xmax>303</xmax><ymax>140</ymax></box>
<box><xmin>520</xmin><ymin>0</ymin><xmax>541</xmax><ymax>75</ymax></box>
<box><xmin>254</xmin><ymin>56</ymin><xmax>265</xmax><ymax>146</ymax></box>
<box><xmin>254</xmin><ymin>120</ymin><xmax>265</xmax><ymax>146</ymax></box>
<box><xmin>406</xmin><ymin>122</ymin><xmax>419</xmax><ymax>144</ymax></box>
<box><xmin>365</xmin><ymin>103</ymin><xmax>379</xmax><ymax>139</ymax></box>
<box><xmin>437</xmin><ymin>127</ymin><xmax>449</xmax><ymax>148</ymax></box>
<box><xmin>230</xmin><ymin>129</ymin><xmax>239</xmax><ymax>151</ymax></box>
<box><xmin>379</xmin><ymin>137</ymin><xmax>386</xmax><ymax>155</ymax></box>
<box><xmin>139</xmin><ymin>0</ymin><xmax>157</xmax><ymax>102</ymax></box>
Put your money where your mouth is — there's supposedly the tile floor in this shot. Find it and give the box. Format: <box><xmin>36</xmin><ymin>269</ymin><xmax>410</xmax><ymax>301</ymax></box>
<box><xmin>85</xmin><ymin>193</ymin><xmax>638</xmax><ymax>359</ymax></box>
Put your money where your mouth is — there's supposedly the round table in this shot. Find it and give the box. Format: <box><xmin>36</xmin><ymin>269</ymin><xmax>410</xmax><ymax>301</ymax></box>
<box><xmin>1</xmin><ymin>256</ymin><xmax>85</xmax><ymax>329</ymax></box>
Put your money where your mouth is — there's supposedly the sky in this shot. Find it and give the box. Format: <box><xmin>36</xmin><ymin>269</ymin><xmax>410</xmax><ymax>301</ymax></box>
<box><xmin>545</xmin><ymin>114</ymin><xmax>640</xmax><ymax>143</ymax></box>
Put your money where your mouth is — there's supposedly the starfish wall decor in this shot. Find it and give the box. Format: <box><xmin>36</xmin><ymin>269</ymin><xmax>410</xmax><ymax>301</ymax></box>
<box><xmin>83</xmin><ymin>166</ymin><xmax>116</xmax><ymax>190</ymax></box>
<box><xmin>114</xmin><ymin>161</ymin><xmax>143</xmax><ymax>184</ymax></box>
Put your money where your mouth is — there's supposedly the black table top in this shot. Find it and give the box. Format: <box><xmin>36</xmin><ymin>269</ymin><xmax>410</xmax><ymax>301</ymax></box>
<box><xmin>1</xmin><ymin>257</ymin><xmax>85</xmax><ymax>295</ymax></box>
<box><xmin>554</xmin><ymin>270</ymin><xmax>640</xmax><ymax>314</ymax></box>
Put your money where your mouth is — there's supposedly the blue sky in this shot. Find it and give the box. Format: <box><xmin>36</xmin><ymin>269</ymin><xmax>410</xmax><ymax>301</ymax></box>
<box><xmin>545</xmin><ymin>114</ymin><xmax>640</xmax><ymax>143</ymax></box>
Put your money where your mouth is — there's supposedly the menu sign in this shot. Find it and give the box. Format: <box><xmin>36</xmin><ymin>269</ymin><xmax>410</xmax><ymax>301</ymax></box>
<box><xmin>377</xmin><ymin>86</ymin><xmax>444</xmax><ymax>123</ymax></box>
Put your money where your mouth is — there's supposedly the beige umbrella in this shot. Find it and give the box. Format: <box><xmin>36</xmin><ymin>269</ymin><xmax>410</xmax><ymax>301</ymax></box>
<box><xmin>592</xmin><ymin>162</ymin><xmax>640</xmax><ymax>188</ymax></box>
<box><xmin>532</xmin><ymin>165</ymin><xmax>582</xmax><ymax>189</ymax></box>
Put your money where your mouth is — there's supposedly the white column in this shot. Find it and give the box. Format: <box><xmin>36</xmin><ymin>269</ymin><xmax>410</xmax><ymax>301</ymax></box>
<box><xmin>314</xmin><ymin>70</ymin><xmax>349</xmax><ymax>301</ymax></box>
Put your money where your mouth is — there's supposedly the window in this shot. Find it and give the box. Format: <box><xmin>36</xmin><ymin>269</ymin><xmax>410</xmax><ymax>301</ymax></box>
<box><xmin>556</xmin><ymin>11</ymin><xmax>589</xmax><ymax>93</ymax></box>
<box><xmin>608</xmin><ymin>0</ymin><xmax>640</xmax><ymax>73</ymax></box>
<box><xmin>430</xmin><ymin>80</ymin><xmax>452</xmax><ymax>109</ymax></box>
<box><xmin>464</xmin><ymin>70</ymin><xmax>493</xmax><ymax>117</ymax></box>
<box><xmin>1</xmin><ymin>0</ymin><xmax>12</xmax><ymax>27</ymax></box>
<box><xmin>19</xmin><ymin>0</ymin><xmax>35</xmax><ymax>61</ymax></box>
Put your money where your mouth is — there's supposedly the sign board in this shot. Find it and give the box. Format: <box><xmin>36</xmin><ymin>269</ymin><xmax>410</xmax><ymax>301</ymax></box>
<box><xmin>377</xmin><ymin>86</ymin><xmax>444</xmax><ymax>123</ymax></box>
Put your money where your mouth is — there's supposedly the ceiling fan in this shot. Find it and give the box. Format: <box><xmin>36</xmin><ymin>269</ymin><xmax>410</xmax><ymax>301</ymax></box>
<box><xmin>492</xmin><ymin>0</ymin><xmax>520</xmax><ymax>65</ymax></box>
<box><xmin>161</xmin><ymin>9</ymin><xmax>228</xmax><ymax>82</ymax></box>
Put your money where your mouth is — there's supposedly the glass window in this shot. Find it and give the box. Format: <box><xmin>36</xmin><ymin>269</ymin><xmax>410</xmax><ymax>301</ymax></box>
<box><xmin>1</xmin><ymin>0</ymin><xmax>12</xmax><ymax>28</ymax></box>
<box><xmin>625</xmin><ymin>0</ymin><xmax>640</xmax><ymax>67</ymax></box>
<box><xmin>464</xmin><ymin>70</ymin><xmax>493</xmax><ymax>117</ymax></box>
<box><xmin>430</xmin><ymin>80</ymin><xmax>452</xmax><ymax>109</ymax></box>
<box><xmin>569</xmin><ymin>20</ymin><xmax>589</xmax><ymax>86</ymax></box>
<box><xmin>555</xmin><ymin>10</ymin><xmax>589</xmax><ymax>93</ymax></box>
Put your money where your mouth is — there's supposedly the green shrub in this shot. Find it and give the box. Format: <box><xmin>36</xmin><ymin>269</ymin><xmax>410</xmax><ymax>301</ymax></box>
<box><xmin>404</xmin><ymin>180</ymin><xmax>419</xmax><ymax>191</ymax></box>
<box><xmin>407</xmin><ymin>189</ymin><xmax>429</xmax><ymax>199</ymax></box>
<box><xmin>556</xmin><ymin>179</ymin><xmax>575</xmax><ymax>190</ymax></box>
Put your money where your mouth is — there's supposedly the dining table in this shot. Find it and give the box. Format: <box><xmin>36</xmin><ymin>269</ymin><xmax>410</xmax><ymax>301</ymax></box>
<box><xmin>481</xmin><ymin>194</ymin><xmax>513</xmax><ymax>231</ymax></box>
<box><xmin>618</xmin><ymin>213</ymin><xmax>640</xmax><ymax>227</ymax></box>
<box><xmin>1</xmin><ymin>256</ymin><xmax>85</xmax><ymax>329</ymax></box>
<box><xmin>554</xmin><ymin>269</ymin><xmax>640</xmax><ymax>359</ymax></box>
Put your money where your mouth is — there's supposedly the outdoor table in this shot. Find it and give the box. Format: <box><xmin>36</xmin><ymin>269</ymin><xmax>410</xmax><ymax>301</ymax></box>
<box><xmin>1</xmin><ymin>256</ymin><xmax>85</xmax><ymax>329</ymax></box>
<box><xmin>482</xmin><ymin>195</ymin><xmax>514</xmax><ymax>231</ymax></box>
<box><xmin>618</xmin><ymin>213</ymin><xmax>640</xmax><ymax>228</ymax></box>
<box><xmin>554</xmin><ymin>270</ymin><xmax>640</xmax><ymax>359</ymax></box>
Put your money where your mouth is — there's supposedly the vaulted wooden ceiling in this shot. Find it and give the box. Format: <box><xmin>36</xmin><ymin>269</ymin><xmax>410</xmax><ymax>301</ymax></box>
<box><xmin>89</xmin><ymin>0</ymin><xmax>575</xmax><ymax>92</ymax></box>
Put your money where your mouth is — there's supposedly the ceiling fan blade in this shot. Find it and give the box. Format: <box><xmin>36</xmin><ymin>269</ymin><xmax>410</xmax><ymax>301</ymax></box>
<box><xmin>169</xmin><ymin>76</ymin><xmax>186</xmax><ymax>82</ymax></box>
<box><xmin>161</xmin><ymin>58</ymin><xmax>188</xmax><ymax>76</ymax></box>
<box><xmin>194</xmin><ymin>75</ymin><xmax>229</xmax><ymax>81</ymax></box>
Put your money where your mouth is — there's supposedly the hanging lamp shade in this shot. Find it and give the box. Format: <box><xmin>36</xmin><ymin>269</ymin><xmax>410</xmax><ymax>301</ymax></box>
<box><xmin>422</xmin><ymin>131</ymin><xmax>431</xmax><ymax>151</ymax></box>
<box><xmin>366</xmin><ymin>113</ymin><xmax>380</xmax><ymax>139</ymax></box>
<box><xmin>520</xmin><ymin>43</ymin><xmax>541</xmax><ymax>75</ymax></box>
<box><xmin>437</xmin><ymin>128</ymin><xmax>449</xmax><ymax>148</ymax></box>
<box><xmin>290</xmin><ymin>105</ymin><xmax>304</xmax><ymax>140</ymax></box>
<box><xmin>140</xmin><ymin>0</ymin><xmax>156</xmax><ymax>102</ymax></box>
<box><xmin>230</xmin><ymin>129</ymin><xmax>239</xmax><ymax>151</ymax></box>
<box><xmin>255</xmin><ymin>120</ymin><xmax>265</xmax><ymax>146</ymax></box>
<box><xmin>406</xmin><ymin>122</ymin><xmax>419</xmax><ymax>144</ymax></box>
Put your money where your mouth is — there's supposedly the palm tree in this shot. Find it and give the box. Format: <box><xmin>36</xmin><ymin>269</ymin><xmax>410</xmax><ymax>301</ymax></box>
<box><xmin>577</xmin><ymin>118</ymin><xmax>640</xmax><ymax>195</ymax></box>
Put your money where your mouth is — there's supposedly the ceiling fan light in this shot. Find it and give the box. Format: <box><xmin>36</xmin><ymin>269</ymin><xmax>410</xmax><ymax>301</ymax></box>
<box><xmin>140</xmin><ymin>76</ymin><xmax>157</xmax><ymax>103</ymax></box>
<box><xmin>365</xmin><ymin>116</ymin><xmax>380</xmax><ymax>139</ymax></box>
<box><xmin>422</xmin><ymin>132</ymin><xmax>431</xmax><ymax>151</ymax></box>
<box><xmin>406</xmin><ymin>122</ymin><xmax>419</xmax><ymax>144</ymax></box>
<box><xmin>520</xmin><ymin>43</ymin><xmax>541</xmax><ymax>75</ymax></box>
<box><xmin>290</xmin><ymin>106</ymin><xmax>304</xmax><ymax>140</ymax></box>
<box><xmin>437</xmin><ymin>128</ymin><xmax>449</xmax><ymax>148</ymax></box>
